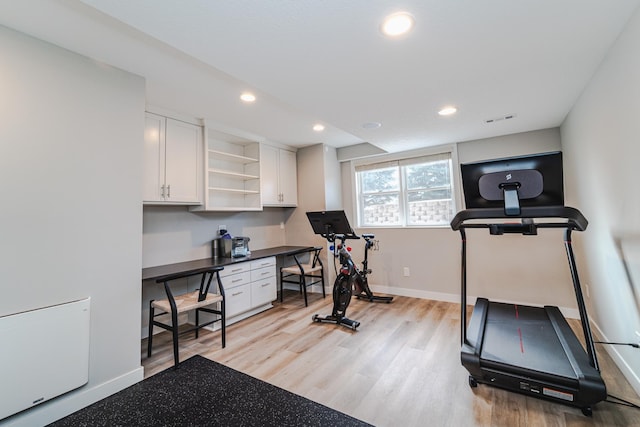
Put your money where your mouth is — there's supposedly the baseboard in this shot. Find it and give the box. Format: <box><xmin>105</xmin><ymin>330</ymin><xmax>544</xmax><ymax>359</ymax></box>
<box><xmin>365</xmin><ymin>284</ymin><xmax>581</xmax><ymax>319</ymax></box>
<box><xmin>1</xmin><ymin>366</ymin><xmax>143</xmax><ymax>427</ymax></box>
<box><xmin>591</xmin><ymin>321</ymin><xmax>640</xmax><ymax>398</ymax></box>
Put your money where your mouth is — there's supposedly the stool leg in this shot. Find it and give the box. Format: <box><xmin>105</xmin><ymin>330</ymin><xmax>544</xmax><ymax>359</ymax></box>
<box><xmin>221</xmin><ymin>301</ymin><xmax>226</xmax><ymax>348</ymax></box>
<box><xmin>279</xmin><ymin>270</ymin><xmax>284</xmax><ymax>302</ymax></box>
<box><xmin>171</xmin><ymin>309</ymin><xmax>180</xmax><ymax>366</ymax></box>
<box><xmin>321</xmin><ymin>271</ymin><xmax>326</xmax><ymax>299</ymax></box>
<box><xmin>301</xmin><ymin>274</ymin><xmax>308</xmax><ymax>307</ymax></box>
<box><xmin>147</xmin><ymin>302</ymin><xmax>154</xmax><ymax>358</ymax></box>
<box><xmin>195</xmin><ymin>309</ymin><xmax>200</xmax><ymax>339</ymax></box>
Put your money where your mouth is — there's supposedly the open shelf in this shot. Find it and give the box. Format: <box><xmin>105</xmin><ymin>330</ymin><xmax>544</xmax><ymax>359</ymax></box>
<box><xmin>208</xmin><ymin>168</ymin><xmax>259</xmax><ymax>180</ymax></box>
<box><xmin>208</xmin><ymin>187</ymin><xmax>260</xmax><ymax>194</ymax></box>
<box><xmin>208</xmin><ymin>149</ymin><xmax>258</xmax><ymax>164</ymax></box>
<box><xmin>191</xmin><ymin>124</ymin><xmax>263</xmax><ymax>211</ymax></box>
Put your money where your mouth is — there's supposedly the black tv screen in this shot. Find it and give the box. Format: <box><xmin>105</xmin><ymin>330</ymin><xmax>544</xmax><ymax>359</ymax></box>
<box><xmin>460</xmin><ymin>151</ymin><xmax>564</xmax><ymax>214</ymax></box>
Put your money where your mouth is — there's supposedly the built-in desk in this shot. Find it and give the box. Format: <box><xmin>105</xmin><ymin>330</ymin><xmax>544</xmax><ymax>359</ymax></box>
<box><xmin>142</xmin><ymin>246</ymin><xmax>314</xmax><ymax>327</ymax></box>
<box><xmin>142</xmin><ymin>245</ymin><xmax>313</xmax><ymax>281</ymax></box>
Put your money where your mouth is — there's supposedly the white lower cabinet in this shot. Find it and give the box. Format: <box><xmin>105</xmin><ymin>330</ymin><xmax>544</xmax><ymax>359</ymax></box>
<box><xmin>219</xmin><ymin>257</ymin><xmax>276</xmax><ymax>324</ymax></box>
<box><xmin>252</xmin><ymin>277</ymin><xmax>277</xmax><ymax>307</ymax></box>
<box><xmin>250</xmin><ymin>258</ymin><xmax>277</xmax><ymax>306</ymax></box>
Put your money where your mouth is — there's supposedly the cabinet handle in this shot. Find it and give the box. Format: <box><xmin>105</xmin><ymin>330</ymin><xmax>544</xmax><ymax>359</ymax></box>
<box><xmin>232</xmin><ymin>278</ymin><xmax>243</xmax><ymax>283</ymax></box>
<box><xmin>261</xmin><ymin>283</ymin><xmax>270</xmax><ymax>287</ymax></box>
<box><xmin>232</xmin><ymin>291</ymin><xmax>244</xmax><ymax>297</ymax></box>
<box><xmin>167</xmin><ymin>184</ymin><xmax>171</xmax><ymax>198</ymax></box>
<box><xmin>260</xmin><ymin>271</ymin><xmax>270</xmax><ymax>276</ymax></box>
<box><xmin>231</xmin><ymin>268</ymin><xmax>243</xmax><ymax>273</ymax></box>
<box><xmin>161</xmin><ymin>184</ymin><xmax>165</xmax><ymax>198</ymax></box>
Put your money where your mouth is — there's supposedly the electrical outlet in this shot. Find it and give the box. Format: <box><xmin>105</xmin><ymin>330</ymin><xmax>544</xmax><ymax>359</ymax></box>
<box><xmin>218</xmin><ymin>224</ymin><xmax>227</xmax><ymax>232</ymax></box>
<box><xmin>403</xmin><ymin>267</ymin><xmax>410</xmax><ymax>277</ymax></box>
<box><xmin>585</xmin><ymin>284</ymin><xmax>590</xmax><ymax>298</ymax></box>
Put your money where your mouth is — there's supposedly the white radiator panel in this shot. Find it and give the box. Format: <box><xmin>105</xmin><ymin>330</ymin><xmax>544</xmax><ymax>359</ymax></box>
<box><xmin>0</xmin><ymin>298</ymin><xmax>90</xmax><ymax>421</ymax></box>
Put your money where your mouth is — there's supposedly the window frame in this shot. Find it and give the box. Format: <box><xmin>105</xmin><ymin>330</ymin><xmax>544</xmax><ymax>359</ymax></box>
<box><xmin>351</xmin><ymin>145</ymin><xmax>461</xmax><ymax>229</ymax></box>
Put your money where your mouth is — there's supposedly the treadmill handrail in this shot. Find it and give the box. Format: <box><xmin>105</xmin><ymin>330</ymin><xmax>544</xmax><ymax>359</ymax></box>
<box><xmin>450</xmin><ymin>206</ymin><xmax>587</xmax><ymax>231</ymax></box>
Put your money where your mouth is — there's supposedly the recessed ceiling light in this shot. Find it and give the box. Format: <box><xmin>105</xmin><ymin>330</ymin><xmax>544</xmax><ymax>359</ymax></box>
<box><xmin>313</xmin><ymin>124</ymin><xmax>325</xmax><ymax>132</ymax></box>
<box><xmin>240</xmin><ymin>92</ymin><xmax>256</xmax><ymax>103</ymax></box>
<box><xmin>438</xmin><ymin>106</ymin><xmax>457</xmax><ymax>116</ymax></box>
<box><xmin>381</xmin><ymin>12</ymin><xmax>415</xmax><ymax>37</ymax></box>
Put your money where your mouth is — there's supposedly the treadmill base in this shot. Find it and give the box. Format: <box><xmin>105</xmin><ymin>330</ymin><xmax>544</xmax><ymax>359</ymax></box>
<box><xmin>462</xmin><ymin>299</ymin><xmax>606</xmax><ymax>416</ymax></box>
<box><xmin>468</xmin><ymin>373</ymin><xmax>593</xmax><ymax>416</ymax></box>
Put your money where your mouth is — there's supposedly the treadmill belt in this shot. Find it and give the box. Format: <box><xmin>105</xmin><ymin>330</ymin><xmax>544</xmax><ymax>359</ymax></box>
<box><xmin>481</xmin><ymin>302</ymin><xmax>576</xmax><ymax>379</ymax></box>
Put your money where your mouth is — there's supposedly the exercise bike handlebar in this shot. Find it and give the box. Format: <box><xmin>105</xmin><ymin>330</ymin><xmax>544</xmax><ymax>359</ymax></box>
<box><xmin>336</xmin><ymin>233</ymin><xmax>360</xmax><ymax>240</ymax></box>
<box><xmin>322</xmin><ymin>232</ymin><xmax>360</xmax><ymax>242</ymax></box>
<box><xmin>324</xmin><ymin>233</ymin><xmax>375</xmax><ymax>242</ymax></box>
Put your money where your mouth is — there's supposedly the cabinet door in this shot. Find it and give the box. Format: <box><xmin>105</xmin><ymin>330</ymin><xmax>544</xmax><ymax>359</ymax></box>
<box><xmin>261</xmin><ymin>144</ymin><xmax>279</xmax><ymax>205</ymax></box>
<box><xmin>143</xmin><ymin>113</ymin><xmax>166</xmax><ymax>202</ymax></box>
<box><xmin>225</xmin><ymin>283</ymin><xmax>252</xmax><ymax>317</ymax></box>
<box><xmin>279</xmin><ymin>149</ymin><xmax>298</xmax><ymax>206</ymax></box>
<box><xmin>252</xmin><ymin>276</ymin><xmax>277</xmax><ymax>307</ymax></box>
<box><xmin>164</xmin><ymin>118</ymin><xmax>202</xmax><ymax>203</ymax></box>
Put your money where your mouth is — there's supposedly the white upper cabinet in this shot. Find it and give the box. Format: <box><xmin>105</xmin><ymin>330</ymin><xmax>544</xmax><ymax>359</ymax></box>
<box><xmin>143</xmin><ymin>112</ymin><xmax>203</xmax><ymax>204</ymax></box>
<box><xmin>261</xmin><ymin>144</ymin><xmax>297</xmax><ymax>207</ymax></box>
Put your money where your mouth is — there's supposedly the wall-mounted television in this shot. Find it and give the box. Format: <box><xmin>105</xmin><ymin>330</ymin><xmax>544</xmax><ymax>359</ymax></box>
<box><xmin>460</xmin><ymin>151</ymin><xmax>564</xmax><ymax>215</ymax></box>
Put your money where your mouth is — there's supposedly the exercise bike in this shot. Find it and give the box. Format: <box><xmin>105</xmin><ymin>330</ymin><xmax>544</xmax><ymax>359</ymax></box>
<box><xmin>354</xmin><ymin>234</ymin><xmax>394</xmax><ymax>304</ymax></box>
<box><xmin>306</xmin><ymin>211</ymin><xmax>393</xmax><ymax>331</ymax></box>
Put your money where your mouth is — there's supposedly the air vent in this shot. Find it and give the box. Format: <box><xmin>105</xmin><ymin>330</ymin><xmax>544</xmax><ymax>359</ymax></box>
<box><xmin>484</xmin><ymin>113</ymin><xmax>517</xmax><ymax>124</ymax></box>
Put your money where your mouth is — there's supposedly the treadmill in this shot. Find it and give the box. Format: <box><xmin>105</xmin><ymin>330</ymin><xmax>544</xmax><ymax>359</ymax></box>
<box><xmin>450</xmin><ymin>152</ymin><xmax>606</xmax><ymax>416</ymax></box>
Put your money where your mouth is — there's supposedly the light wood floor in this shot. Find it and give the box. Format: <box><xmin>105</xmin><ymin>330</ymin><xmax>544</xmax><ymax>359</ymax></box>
<box><xmin>142</xmin><ymin>292</ymin><xmax>640</xmax><ymax>426</ymax></box>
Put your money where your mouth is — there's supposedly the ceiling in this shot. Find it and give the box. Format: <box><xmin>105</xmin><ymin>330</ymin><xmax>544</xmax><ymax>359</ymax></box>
<box><xmin>1</xmin><ymin>1</ymin><xmax>638</xmax><ymax>153</ymax></box>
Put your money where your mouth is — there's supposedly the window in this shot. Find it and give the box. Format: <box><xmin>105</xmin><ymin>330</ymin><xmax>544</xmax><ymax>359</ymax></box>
<box><xmin>355</xmin><ymin>151</ymin><xmax>456</xmax><ymax>227</ymax></box>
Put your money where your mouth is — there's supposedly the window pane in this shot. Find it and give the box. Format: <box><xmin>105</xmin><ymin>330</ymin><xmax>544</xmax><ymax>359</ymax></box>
<box><xmin>407</xmin><ymin>187</ymin><xmax>454</xmax><ymax>226</ymax></box>
<box><xmin>405</xmin><ymin>160</ymin><xmax>451</xmax><ymax>190</ymax></box>
<box><xmin>355</xmin><ymin>151</ymin><xmax>455</xmax><ymax>227</ymax></box>
<box><xmin>360</xmin><ymin>167</ymin><xmax>399</xmax><ymax>193</ymax></box>
<box><xmin>362</xmin><ymin>194</ymin><xmax>400</xmax><ymax>225</ymax></box>
<box><xmin>407</xmin><ymin>198</ymin><xmax>455</xmax><ymax>226</ymax></box>
<box><xmin>407</xmin><ymin>188</ymin><xmax>451</xmax><ymax>202</ymax></box>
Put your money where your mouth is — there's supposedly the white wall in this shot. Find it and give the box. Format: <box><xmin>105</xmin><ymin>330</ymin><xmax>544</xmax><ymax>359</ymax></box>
<box><xmin>456</xmin><ymin>128</ymin><xmax>561</xmax><ymax>163</ymax></box>
<box><xmin>340</xmin><ymin>128</ymin><xmax>576</xmax><ymax>310</ymax></box>
<box><xmin>286</xmin><ymin>144</ymin><xmax>344</xmax><ymax>286</ymax></box>
<box><xmin>286</xmin><ymin>144</ymin><xmax>331</xmax><ymax>249</ymax></box>
<box><xmin>0</xmin><ymin>25</ymin><xmax>145</xmax><ymax>425</ymax></box>
<box><xmin>323</xmin><ymin>145</ymin><xmax>342</xmax><ymax>210</ymax></box>
<box><xmin>561</xmin><ymin>6</ymin><xmax>640</xmax><ymax>395</ymax></box>
<box><xmin>143</xmin><ymin>206</ymin><xmax>289</xmax><ymax>268</ymax></box>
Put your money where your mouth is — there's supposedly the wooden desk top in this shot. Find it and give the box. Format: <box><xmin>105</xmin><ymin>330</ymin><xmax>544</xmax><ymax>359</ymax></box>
<box><xmin>142</xmin><ymin>245</ymin><xmax>314</xmax><ymax>282</ymax></box>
